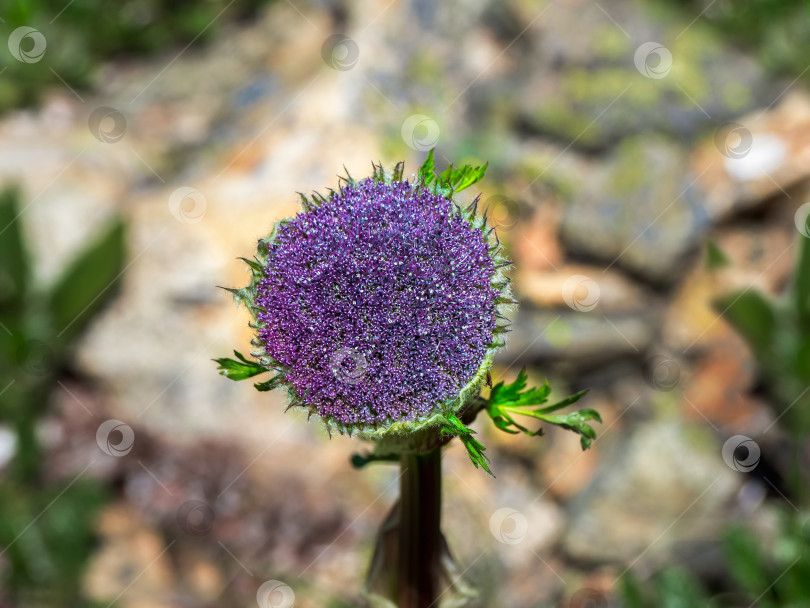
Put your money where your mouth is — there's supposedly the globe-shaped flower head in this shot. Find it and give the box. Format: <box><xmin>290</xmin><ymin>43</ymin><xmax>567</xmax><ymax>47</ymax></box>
<box><xmin>222</xmin><ymin>153</ymin><xmax>512</xmax><ymax>438</ymax></box>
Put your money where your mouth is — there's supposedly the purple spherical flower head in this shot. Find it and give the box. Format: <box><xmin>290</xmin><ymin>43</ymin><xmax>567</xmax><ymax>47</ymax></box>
<box><xmin>255</xmin><ymin>178</ymin><xmax>498</xmax><ymax>427</ymax></box>
<box><xmin>231</xmin><ymin>158</ymin><xmax>513</xmax><ymax>436</ymax></box>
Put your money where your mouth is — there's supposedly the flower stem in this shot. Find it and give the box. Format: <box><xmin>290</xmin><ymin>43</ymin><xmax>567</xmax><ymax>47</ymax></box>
<box><xmin>398</xmin><ymin>448</ymin><xmax>442</xmax><ymax>608</ymax></box>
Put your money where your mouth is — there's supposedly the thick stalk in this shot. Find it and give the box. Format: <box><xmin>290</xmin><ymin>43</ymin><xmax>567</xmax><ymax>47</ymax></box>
<box><xmin>398</xmin><ymin>448</ymin><xmax>442</xmax><ymax>608</ymax></box>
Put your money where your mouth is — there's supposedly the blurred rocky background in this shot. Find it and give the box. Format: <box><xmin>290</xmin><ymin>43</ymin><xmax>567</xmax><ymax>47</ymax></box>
<box><xmin>2</xmin><ymin>0</ymin><xmax>810</xmax><ymax>606</ymax></box>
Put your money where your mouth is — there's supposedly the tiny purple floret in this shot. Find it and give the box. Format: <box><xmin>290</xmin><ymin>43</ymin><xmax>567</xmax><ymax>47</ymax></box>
<box><xmin>255</xmin><ymin>178</ymin><xmax>498</xmax><ymax>426</ymax></box>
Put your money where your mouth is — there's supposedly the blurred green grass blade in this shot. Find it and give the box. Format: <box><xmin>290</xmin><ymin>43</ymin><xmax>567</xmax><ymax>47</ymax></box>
<box><xmin>714</xmin><ymin>289</ymin><xmax>776</xmax><ymax>355</ymax></box>
<box><xmin>791</xmin><ymin>233</ymin><xmax>810</xmax><ymax>321</ymax></box>
<box><xmin>654</xmin><ymin>568</ymin><xmax>710</xmax><ymax>608</ymax></box>
<box><xmin>619</xmin><ymin>572</ymin><xmax>647</xmax><ymax>608</ymax></box>
<box><xmin>0</xmin><ymin>187</ymin><xmax>30</xmax><ymax>304</ymax></box>
<box><xmin>48</xmin><ymin>219</ymin><xmax>126</xmax><ymax>345</ymax></box>
<box><xmin>723</xmin><ymin>525</ymin><xmax>773</xmax><ymax>599</ymax></box>
<box><xmin>705</xmin><ymin>239</ymin><xmax>730</xmax><ymax>270</ymax></box>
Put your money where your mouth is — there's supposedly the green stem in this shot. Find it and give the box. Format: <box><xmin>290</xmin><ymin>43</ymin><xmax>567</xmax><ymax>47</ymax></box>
<box><xmin>398</xmin><ymin>448</ymin><xmax>442</xmax><ymax>608</ymax></box>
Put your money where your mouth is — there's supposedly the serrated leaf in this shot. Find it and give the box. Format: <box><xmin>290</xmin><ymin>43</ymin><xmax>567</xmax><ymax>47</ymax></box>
<box><xmin>48</xmin><ymin>219</ymin><xmax>126</xmax><ymax>346</ymax></box>
<box><xmin>528</xmin><ymin>408</ymin><xmax>601</xmax><ymax>450</ymax></box>
<box><xmin>489</xmin><ymin>370</ymin><xmax>552</xmax><ymax>408</ymax></box>
<box><xmin>439</xmin><ymin>163</ymin><xmax>455</xmax><ymax>184</ymax></box>
<box><xmin>452</xmin><ymin>162</ymin><xmax>488</xmax><ymax>192</ymax></box>
<box><xmin>214</xmin><ymin>350</ymin><xmax>267</xmax><ymax>380</ymax></box>
<box><xmin>440</xmin><ymin>413</ymin><xmax>493</xmax><ymax>476</ymax></box>
<box><xmin>418</xmin><ymin>149</ymin><xmax>436</xmax><ymax>185</ymax></box>
<box><xmin>418</xmin><ymin>149</ymin><xmax>488</xmax><ymax>195</ymax></box>
<box><xmin>485</xmin><ymin>371</ymin><xmax>597</xmax><ymax>450</ymax></box>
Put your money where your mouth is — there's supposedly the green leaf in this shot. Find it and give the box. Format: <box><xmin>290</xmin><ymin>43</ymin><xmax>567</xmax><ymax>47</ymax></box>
<box><xmin>705</xmin><ymin>239</ymin><xmax>730</xmax><ymax>270</ymax></box>
<box><xmin>0</xmin><ymin>187</ymin><xmax>30</xmax><ymax>304</ymax></box>
<box><xmin>440</xmin><ymin>413</ymin><xmax>493</xmax><ymax>476</ymax></box>
<box><xmin>48</xmin><ymin>219</ymin><xmax>126</xmax><ymax>346</ymax></box>
<box><xmin>619</xmin><ymin>572</ymin><xmax>647</xmax><ymax>608</ymax></box>
<box><xmin>714</xmin><ymin>289</ymin><xmax>777</xmax><ymax>356</ymax></box>
<box><xmin>254</xmin><ymin>376</ymin><xmax>282</xmax><ymax>391</ymax></box>
<box><xmin>723</xmin><ymin>524</ymin><xmax>773</xmax><ymax>598</ymax></box>
<box><xmin>792</xmin><ymin>233</ymin><xmax>810</xmax><ymax>321</ymax></box>
<box><xmin>489</xmin><ymin>370</ymin><xmax>552</xmax><ymax>408</ymax></box>
<box><xmin>418</xmin><ymin>149</ymin><xmax>436</xmax><ymax>185</ymax></box>
<box><xmin>417</xmin><ymin>149</ymin><xmax>488</xmax><ymax>195</ymax></box>
<box><xmin>533</xmin><ymin>389</ymin><xmax>589</xmax><ymax>415</ymax></box>
<box><xmin>654</xmin><ymin>567</ymin><xmax>710</xmax><ymax>608</ymax></box>
<box><xmin>528</xmin><ymin>408</ymin><xmax>601</xmax><ymax>450</ymax></box>
<box><xmin>452</xmin><ymin>162</ymin><xmax>488</xmax><ymax>192</ymax></box>
<box><xmin>485</xmin><ymin>370</ymin><xmax>597</xmax><ymax>450</ymax></box>
<box><xmin>214</xmin><ymin>350</ymin><xmax>267</xmax><ymax>381</ymax></box>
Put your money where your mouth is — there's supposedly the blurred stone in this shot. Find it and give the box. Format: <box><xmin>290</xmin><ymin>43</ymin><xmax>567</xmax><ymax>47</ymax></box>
<box><xmin>563</xmin><ymin>419</ymin><xmax>739</xmax><ymax>564</ymax></box>
<box><xmin>663</xmin><ymin>221</ymin><xmax>793</xmax><ymax>352</ymax></box>
<box><xmin>681</xmin><ymin>344</ymin><xmax>766</xmax><ymax>430</ymax></box>
<box><xmin>507</xmin><ymin>0</ymin><xmax>774</xmax><ymax>150</ymax></box>
<box><xmin>537</xmin><ymin>393</ymin><xmax>617</xmax><ymax>500</ymax></box>
<box><xmin>691</xmin><ymin>91</ymin><xmax>810</xmax><ymax>221</ymax></box>
<box><xmin>501</xmin><ymin>308</ymin><xmax>656</xmax><ymax>367</ymax></box>
<box><xmin>509</xmin><ymin>202</ymin><xmax>565</xmax><ymax>271</ymax></box>
<box><xmin>513</xmin><ymin>264</ymin><xmax>651</xmax><ymax>314</ymax></box>
<box><xmin>559</xmin><ymin>136</ymin><xmax>706</xmax><ymax>283</ymax></box>
<box><xmin>84</xmin><ymin>503</ymin><xmax>175</xmax><ymax>605</ymax></box>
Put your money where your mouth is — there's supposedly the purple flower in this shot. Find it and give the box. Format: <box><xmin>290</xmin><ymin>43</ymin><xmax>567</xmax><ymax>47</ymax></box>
<box><xmin>227</xmin><ymin>157</ymin><xmax>512</xmax><ymax>434</ymax></box>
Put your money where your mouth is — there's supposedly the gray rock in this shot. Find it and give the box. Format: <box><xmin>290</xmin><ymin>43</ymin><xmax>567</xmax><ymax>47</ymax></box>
<box><xmin>559</xmin><ymin>136</ymin><xmax>709</xmax><ymax>283</ymax></box>
<box><xmin>501</xmin><ymin>0</ymin><xmax>777</xmax><ymax>150</ymax></box>
<box><xmin>563</xmin><ymin>419</ymin><xmax>739</xmax><ymax>565</ymax></box>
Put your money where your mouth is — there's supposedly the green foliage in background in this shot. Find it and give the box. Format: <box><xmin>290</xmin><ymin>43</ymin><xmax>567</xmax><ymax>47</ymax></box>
<box><xmin>0</xmin><ymin>187</ymin><xmax>125</xmax><ymax>603</ymax></box>
<box><xmin>621</xmin><ymin>511</ymin><xmax>810</xmax><ymax>607</ymax></box>
<box><xmin>0</xmin><ymin>0</ymin><xmax>271</xmax><ymax>112</ymax></box>
<box><xmin>679</xmin><ymin>0</ymin><xmax>810</xmax><ymax>80</ymax></box>
<box><xmin>713</xmin><ymin>229</ymin><xmax>810</xmax><ymax>438</ymax></box>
